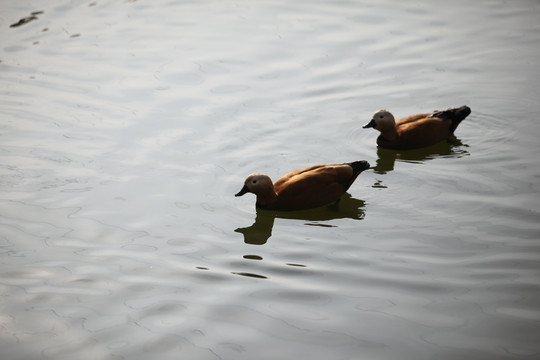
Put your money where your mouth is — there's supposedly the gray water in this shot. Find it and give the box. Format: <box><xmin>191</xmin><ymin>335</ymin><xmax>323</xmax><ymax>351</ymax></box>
<box><xmin>1</xmin><ymin>1</ymin><xmax>540</xmax><ymax>359</ymax></box>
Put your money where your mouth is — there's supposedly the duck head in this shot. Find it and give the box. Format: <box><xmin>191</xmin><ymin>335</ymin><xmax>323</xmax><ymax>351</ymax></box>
<box><xmin>363</xmin><ymin>110</ymin><xmax>396</xmax><ymax>131</ymax></box>
<box><xmin>235</xmin><ymin>173</ymin><xmax>274</xmax><ymax>197</ymax></box>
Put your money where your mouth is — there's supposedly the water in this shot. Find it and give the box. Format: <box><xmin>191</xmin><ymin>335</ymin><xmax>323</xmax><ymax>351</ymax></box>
<box><xmin>1</xmin><ymin>0</ymin><xmax>540</xmax><ymax>359</ymax></box>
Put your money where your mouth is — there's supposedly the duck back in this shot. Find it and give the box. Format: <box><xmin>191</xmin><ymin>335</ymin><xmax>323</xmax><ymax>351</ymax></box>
<box><xmin>271</xmin><ymin>161</ymin><xmax>369</xmax><ymax>211</ymax></box>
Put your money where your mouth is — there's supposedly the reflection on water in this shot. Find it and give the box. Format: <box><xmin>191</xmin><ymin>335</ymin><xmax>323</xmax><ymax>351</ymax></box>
<box><xmin>235</xmin><ymin>212</ymin><xmax>275</xmax><ymax>245</ymax></box>
<box><xmin>231</xmin><ymin>271</ymin><xmax>268</xmax><ymax>279</ymax></box>
<box><xmin>372</xmin><ymin>137</ymin><xmax>470</xmax><ymax>174</ymax></box>
<box><xmin>9</xmin><ymin>10</ymin><xmax>44</xmax><ymax>28</ymax></box>
<box><xmin>235</xmin><ymin>194</ymin><xmax>365</xmax><ymax>245</ymax></box>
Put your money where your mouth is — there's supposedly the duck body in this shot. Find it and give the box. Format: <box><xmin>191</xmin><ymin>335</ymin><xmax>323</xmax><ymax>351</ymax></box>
<box><xmin>235</xmin><ymin>160</ymin><xmax>370</xmax><ymax>211</ymax></box>
<box><xmin>363</xmin><ymin>106</ymin><xmax>471</xmax><ymax>150</ymax></box>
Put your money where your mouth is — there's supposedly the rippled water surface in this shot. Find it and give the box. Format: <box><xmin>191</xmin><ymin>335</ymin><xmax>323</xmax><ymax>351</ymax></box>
<box><xmin>1</xmin><ymin>0</ymin><xmax>540</xmax><ymax>359</ymax></box>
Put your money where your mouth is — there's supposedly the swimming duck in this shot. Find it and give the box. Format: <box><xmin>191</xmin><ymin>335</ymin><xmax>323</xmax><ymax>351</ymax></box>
<box><xmin>235</xmin><ymin>160</ymin><xmax>370</xmax><ymax>211</ymax></box>
<box><xmin>363</xmin><ymin>106</ymin><xmax>471</xmax><ymax>150</ymax></box>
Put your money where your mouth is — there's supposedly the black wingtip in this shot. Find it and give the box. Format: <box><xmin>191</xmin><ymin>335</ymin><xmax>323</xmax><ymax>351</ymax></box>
<box><xmin>435</xmin><ymin>105</ymin><xmax>471</xmax><ymax>121</ymax></box>
<box><xmin>455</xmin><ymin>105</ymin><xmax>472</xmax><ymax>120</ymax></box>
<box><xmin>449</xmin><ymin>105</ymin><xmax>471</xmax><ymax>133</ymax></box>
<box><xmin>431</xmin><ymin>106</ymin><xmax>471</xmax><ymax>134</ymax></box>
<box><xmin>348</xmin><ymin>160</ymin><xmax>371</xmax><ymax>173</ymax></box>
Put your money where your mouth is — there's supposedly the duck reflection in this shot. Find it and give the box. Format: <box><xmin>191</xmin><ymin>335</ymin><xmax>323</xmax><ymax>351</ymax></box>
<box><xmin>373</xmin><ymin>137</ymin><xmax>469</xmax><ymax>174</ymax></box>
<box><xmin>235</xmin><ymin>193</ymin><xmax>365</xmax><ymax>245</ymax></box>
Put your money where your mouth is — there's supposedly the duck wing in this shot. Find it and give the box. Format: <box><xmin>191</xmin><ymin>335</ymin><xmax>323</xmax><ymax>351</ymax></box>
<box><xmin>273</xmin><ymin>162</ymin><xmax>369</xmax><ymax>210</ymax></box>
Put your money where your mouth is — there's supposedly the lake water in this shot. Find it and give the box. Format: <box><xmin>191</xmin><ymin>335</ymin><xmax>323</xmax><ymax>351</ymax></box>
<box><xmin>1</xmin><ymin>0</ymin><xmax>540</xmax><ymax>359</ymax></box>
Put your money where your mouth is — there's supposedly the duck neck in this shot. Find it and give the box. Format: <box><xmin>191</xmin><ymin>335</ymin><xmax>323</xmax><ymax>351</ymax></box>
<box><xmin>255</xmin><ymin>188</ymin><xmax>279</xmax><ymax>209</ymax></box>
<box><xmin>378</xmin><ymin>126</ymin><xmax>398</xmax><ymax>142</ymax></box>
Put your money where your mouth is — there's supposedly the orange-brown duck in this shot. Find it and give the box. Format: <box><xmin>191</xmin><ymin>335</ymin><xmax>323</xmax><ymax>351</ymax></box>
<box><xmin>363</xmin><ymin>106</ymin><xmax>471</xmax><ymax>149</ymax></box>
<box><xmin>235</xmin><ymin>161</ymin><xmax>370</xmax><ymax>211</ymax></box>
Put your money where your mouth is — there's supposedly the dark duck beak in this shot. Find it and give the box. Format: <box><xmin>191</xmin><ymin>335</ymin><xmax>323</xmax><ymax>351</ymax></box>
<box><xmin>363</xmin><ymin>119</ymin><xmax>376</xmax><ymax>129</ymax></box>
<box><xmin>235</xmin><ymin>185</ymin><xmax>250</xmax><ymax>197</ymax></box>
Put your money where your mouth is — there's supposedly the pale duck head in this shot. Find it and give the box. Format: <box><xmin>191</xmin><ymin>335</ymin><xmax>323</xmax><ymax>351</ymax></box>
<box><xmin>235</xmin><ymin>173</ymin><xmax>273</xmax><ymax>197</ymax></box>
<box><xmin>363</xmin><ymin>109</ymin><xmax>396</xmax><ymax>131</ymax></box>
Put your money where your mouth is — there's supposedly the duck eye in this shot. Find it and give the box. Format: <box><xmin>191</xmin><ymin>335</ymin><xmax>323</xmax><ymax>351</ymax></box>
<box><xmin>252</xmin><ymin>180</ymin><xmax>257</xmax><ymax>184</ymax></box>
<box><xmin>379</xmin><ymin>114</ymin><xmax>384</xmax><ymax>119</ymax></box>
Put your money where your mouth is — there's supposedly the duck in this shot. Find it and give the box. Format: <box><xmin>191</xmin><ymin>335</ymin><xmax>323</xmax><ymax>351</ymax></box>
<box><xmin>363</xmin><ymin>106</ymin><xmax>471</xmax><ymax>150</ymax></box>
<box><xmin>235</xmin><ymin>160</ymin><xmax>370</xmax><ymax>211</ymax></box>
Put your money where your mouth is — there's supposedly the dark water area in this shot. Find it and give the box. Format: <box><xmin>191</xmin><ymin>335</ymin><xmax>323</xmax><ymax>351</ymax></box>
<box><xmin>1</xmin><ymin>1</ymin><xmax>540</xmax><ymax>359</ymax></box>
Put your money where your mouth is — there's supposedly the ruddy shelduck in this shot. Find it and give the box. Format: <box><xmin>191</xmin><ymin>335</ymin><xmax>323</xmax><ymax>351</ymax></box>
<box><xmin>363</xmin><ymin>106</ymin><xmax>471</xmax><ymax>150</ymax></box>
<box><xmin>235</xmin><ymin>161</ymin><xmax>370</xmax><ymax>211</ymax></box>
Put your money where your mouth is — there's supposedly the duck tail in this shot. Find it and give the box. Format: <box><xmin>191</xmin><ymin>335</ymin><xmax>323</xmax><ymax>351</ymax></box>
<box><xmin>342</xmin><ymin>160</ymin><xmax>370</xmax><ymax>191</ymax></box>
<box><xmin>347</xmin><ymin>160</ymin><xmax>371</xmax><ymax>174</ymax></box>
<box><xmin>432</xmin><ymin>105</ymin><xmax>471</xmax><ymax>134</ymax></box>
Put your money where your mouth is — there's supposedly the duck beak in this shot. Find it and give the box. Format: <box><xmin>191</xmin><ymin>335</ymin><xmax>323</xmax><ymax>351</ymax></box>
<box><xmin>235</xmin><ymin>185</ymin><xmax>250</xmax><ymax>197</ymax></box>
<box><xmin>363</xmin><ymin>119</ymin><xmax>376</xmax><ymax>129</ymax></box>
